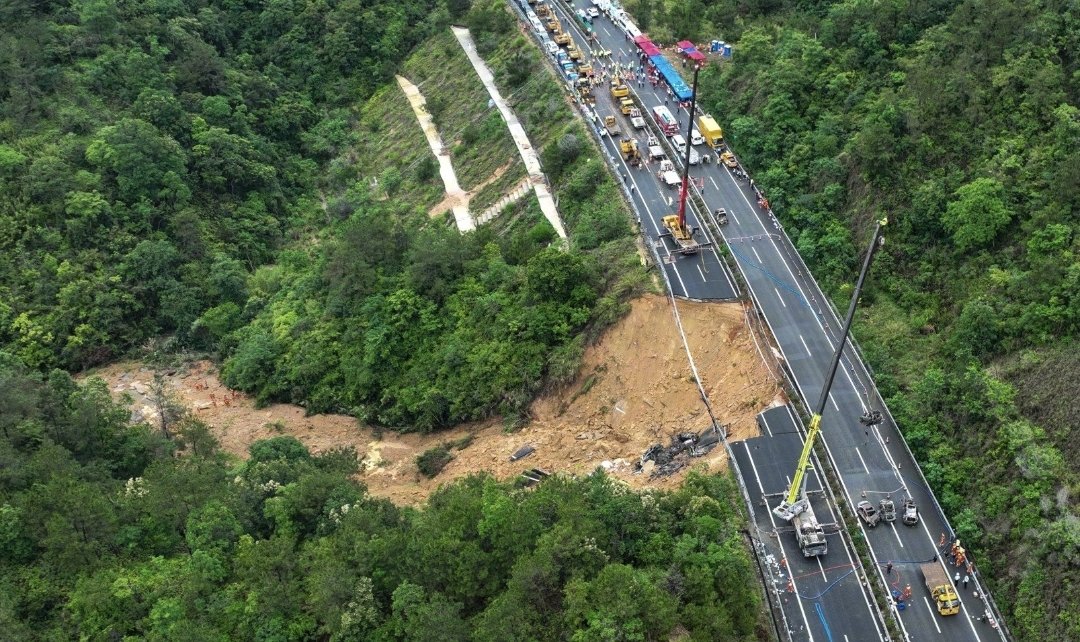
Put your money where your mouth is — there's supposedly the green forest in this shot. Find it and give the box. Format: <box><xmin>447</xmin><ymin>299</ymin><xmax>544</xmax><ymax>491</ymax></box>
<box><xmin>0</xmin><ymin>361</ymin><xmax>761</xmax><ymax>640</ymax></box>
<box><xmin>625</xmin><ymin>0</ymin><xmax>1079</xmax><ymax>638</ymax></box>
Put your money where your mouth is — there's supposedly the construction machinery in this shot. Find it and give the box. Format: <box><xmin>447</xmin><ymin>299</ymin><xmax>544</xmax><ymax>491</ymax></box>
<box><xmin>568</xmin><ymin>43</ymin><xmax>582</xmax><ymax>60</ymax></box>
<box><xmin>536</xmin><ymin>2</ymin><xmax>551</xmax><ymax>17</ymax></box>
<box><xmin>577</xmin><ymin>61</ymin><xmax>593</xmax><ymax>76</ymax></box>
<box><xmin>575</xmin><ymin>77</ymin><xmax>593</xmax><ymax>103</ymax></box>
<box><xmin>555</xmin><ymin>32</ymin><xmax>571</xmax><ymax>45</ymax></box>
<box><xmin>602</xmin><ymin>115</ymin><xmax>620</xmax><ymax>137</ymax></box>
<box><xmin>719</xmin><ymin>150</ymin><xmax>738</xmax><ymax>168</ymax></box>
<box><xmin>660</xmin><ymin>64</ymin><xmax>710</xmax><ymax>255</ymax></box>
<box><xmin>619</xmin><ymin>97</ymin><xmax>634</xmax><ymax>115</ymax></box>
<box><xmin>772</xmin><ymin>217</ymin><xmax>888</xmax><ymax>557</ymax></box>
<box><xmin>547</xmin><ymin>17</ymin><xmax>560</xmax><ymax>32</ymax></box>
<box><xmin>619</xmin><ymin>138</ymin><xmax>640</xmax><ymax>166</ymax></box>
<box><xmin>921</xmin><ymin>562</ymin><xmax>961</xmax><ymax>616</ymax></box>
<box><xmin>609</xmin><ymin>75</ymin><xmax>629</xmax><ymax>98</ymax></box>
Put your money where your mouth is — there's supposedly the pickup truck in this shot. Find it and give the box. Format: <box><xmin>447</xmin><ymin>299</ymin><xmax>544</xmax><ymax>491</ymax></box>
<box><xmin>629</xmin><ymin>107</ymin><xmax>646</xmax><ymax>129</ymax></box>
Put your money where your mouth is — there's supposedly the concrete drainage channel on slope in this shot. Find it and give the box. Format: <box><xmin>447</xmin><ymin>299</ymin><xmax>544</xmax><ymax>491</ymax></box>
<box><xmin>396</xmin><ymin>74</ymin><xmax>475</xmax><ymax>233</ymax></box>
<box><xmin>452</xmin><ymin>26</ymin><xmax>568</xmax><ymax>242</ymax></box>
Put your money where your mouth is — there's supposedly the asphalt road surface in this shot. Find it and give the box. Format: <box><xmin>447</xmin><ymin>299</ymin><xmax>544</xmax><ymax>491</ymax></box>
<box><xmin>523</xmin><ymin>2</ymin><xmax>1008</xmax><ymax>640</ymax></box>
<box><xmin>734</xmin><ymin>405</ymin><xmax>885</xmax><ymax>642</ymax></box>
<box><xmin>515</xmin><ymin>3</ymin><xmax>738</xmax><ymax>301</ymax></box>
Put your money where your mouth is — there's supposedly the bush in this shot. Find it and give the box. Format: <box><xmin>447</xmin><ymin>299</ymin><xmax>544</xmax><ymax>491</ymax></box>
<box><xmin>416</xmin><ymin>445</ymin><xmax>453</xmax><ymax>478</ymax></box>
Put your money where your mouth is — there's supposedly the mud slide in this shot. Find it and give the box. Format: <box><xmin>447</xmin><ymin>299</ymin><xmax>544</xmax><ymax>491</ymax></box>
<box><xmin>87</xmin><ymin>296</ymin><xmax>781</xmax><ymax>505</ymax></box>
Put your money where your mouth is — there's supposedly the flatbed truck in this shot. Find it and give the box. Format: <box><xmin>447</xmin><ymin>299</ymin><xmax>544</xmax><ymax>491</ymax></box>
<box><xmin>921</xmin><ymin>562</ymin><xmax>961</xmax><ymax>616</ymax></box>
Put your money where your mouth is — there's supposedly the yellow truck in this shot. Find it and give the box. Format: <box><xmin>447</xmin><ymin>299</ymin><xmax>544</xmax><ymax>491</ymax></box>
<box><xmin>568</xmin><ymin>43</ymin><xmax>582</xmax><ymax>60</ymax></box>
<box><xmin>555</xmin><ymin>32</ymin><xmax>571</xmax><ymax>45</ymax></box>
<box><xmin>619</xmin><ymin>97</ymin><xmax>634</xmax><ymax>115</ymax></box>
<box><xmin>921</xmin><ymin>562</ymin><xmax>961</xmax><ymax>616</ymax></box>
<box><xmin>696</xmin><ymin>114</ymin><xmax>724</xmax><ymax>149</ymax></box>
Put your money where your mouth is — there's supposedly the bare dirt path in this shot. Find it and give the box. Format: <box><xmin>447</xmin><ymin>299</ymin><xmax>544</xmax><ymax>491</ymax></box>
<box><xmin>427</xmin><ymin>159</ymin><xmax>520</xmax><ymax>220</ymax></box>
<box><xmin>452</xmin><ymin>26</ymin><xmax>568</xmax><ymax>241</ymax></box>
<box><xmin>86</xmin><ymin>296</ymin><xmax>781</xmax><ymax>505</ymax></box>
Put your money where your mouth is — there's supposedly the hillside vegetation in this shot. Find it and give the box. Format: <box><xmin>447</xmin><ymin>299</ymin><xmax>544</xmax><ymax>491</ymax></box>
<box><xmin>630</xmin><ymin>0</ymin><xmax>1078</xmax><ymax>638</ymax></box>
<box><xmin>0</xmin><ymin>0</ymin><xmax>646</xmax><ymax>429</ymax></box>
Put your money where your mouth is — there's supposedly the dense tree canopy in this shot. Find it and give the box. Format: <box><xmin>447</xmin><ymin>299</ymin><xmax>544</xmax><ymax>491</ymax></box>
<box><xmin>0</xmin><ymin>0</ymin><xmax>446</xmax><ymax>371</ymax></box>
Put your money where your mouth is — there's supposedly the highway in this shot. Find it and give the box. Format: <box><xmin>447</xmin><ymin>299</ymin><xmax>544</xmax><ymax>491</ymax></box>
<box><xmin>515</xmin><ymin>1</ymin><xmax>1009</xmax><ymax>640</ymax></box>
<box><xmin>734</xmin><ymin>405</ymin><xmax>884</xmax><ymax>641</ymax></box>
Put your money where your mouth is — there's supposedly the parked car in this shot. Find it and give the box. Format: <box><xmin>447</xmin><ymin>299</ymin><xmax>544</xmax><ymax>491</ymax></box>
<box><xmin>857</xmin><ymin>500</ymin><xmax>881</xmax><ymax>527</ymax></box>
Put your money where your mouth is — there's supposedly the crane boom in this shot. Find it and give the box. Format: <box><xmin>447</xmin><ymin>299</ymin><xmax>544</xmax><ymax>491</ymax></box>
<box><xmin>773</xmin><ymin>218</ymin><xmax>887</xmax><ymax>521</ymax></box>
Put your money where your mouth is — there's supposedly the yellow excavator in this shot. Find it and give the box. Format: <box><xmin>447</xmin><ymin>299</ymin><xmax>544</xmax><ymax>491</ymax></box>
<box><xmin>772</xmin><ymin>217</ymin><xmax>887</xmax><ymax>558</ymax></box>
<box><xmin>609</xmin><ymin>76</ymin><xmax>628</xmax><ymax>98</ymax></box>
<box><xmin>620</xmin><ymin>138</ymin><xmax>640</xmax><ymax>166</ymax></box>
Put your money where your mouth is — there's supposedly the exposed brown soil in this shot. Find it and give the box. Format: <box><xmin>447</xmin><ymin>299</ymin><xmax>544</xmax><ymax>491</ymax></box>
<box><xmin>85</xmin><ymin>295</ymin><xmax>782</xmax><ymax>505</ymax></box>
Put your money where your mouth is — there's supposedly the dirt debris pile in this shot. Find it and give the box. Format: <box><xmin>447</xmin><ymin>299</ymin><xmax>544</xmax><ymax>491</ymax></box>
<box><xmin>86</xmin><ymin>294</ymin><xmax>783</xmax><ymax>505</ymax></box>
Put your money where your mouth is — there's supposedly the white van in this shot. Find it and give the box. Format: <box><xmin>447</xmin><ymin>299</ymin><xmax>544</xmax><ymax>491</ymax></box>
<box><xmin>690</xmin><ymin>127</ymin><xmax>704</xmax><ymax>146</ymax></box>
<box><xmin>672</xmin><ymin>134</ymin><xmax>687</xmax><ymax>156</ymax></box>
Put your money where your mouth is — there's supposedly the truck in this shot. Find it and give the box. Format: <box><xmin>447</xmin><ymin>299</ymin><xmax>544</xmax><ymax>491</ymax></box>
<box><xmin>696</xmin><ymin>114</ymin><xmax>724</xmax><ymax>149</ymax></box>
<box><xmin>603</xmin><ymin>115</ymin><xmax>620</xmax><ymax>136</ymax></box>
<box><xmin>619</xmin><ymin>97</ymin><xmax>634</xmax><ymax>115</ymax></box>
<box><xmin>792</xmin><ymin>507</ymin><xmax>828</xmax><ymax>557</ymax></box>
<box><xmin>652</xmin><ymin>105</ymin><xmax>678</xmax><ymax>135</ymax></box>
<box><xmin>646</xmin><ymin>134</ymin><xmax>665</xmax><ymax>160</ymax></box>
<box><xmin>921</xmin><ymin>562</ymin><xmax>961</xmax><ymax>616</ymax></box>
